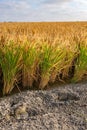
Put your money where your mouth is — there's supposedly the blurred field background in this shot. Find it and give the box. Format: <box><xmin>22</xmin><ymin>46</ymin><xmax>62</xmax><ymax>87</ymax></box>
<box><xmin>0</xmin><ymin>22</ymin><xmax>87</xmax><ymax>95</ymax></box>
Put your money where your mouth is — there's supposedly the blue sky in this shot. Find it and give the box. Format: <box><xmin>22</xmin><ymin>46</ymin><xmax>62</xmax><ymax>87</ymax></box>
<box><xmin>0</xmin><ymin>0</ymin><xmax>87</xmax><ymax>22</ymax></box>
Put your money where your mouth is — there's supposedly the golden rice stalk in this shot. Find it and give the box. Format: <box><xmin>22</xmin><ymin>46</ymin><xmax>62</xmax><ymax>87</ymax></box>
<box><xmin>22</xmin><ymin>41</ymin><xmax>40</xmax><ymax>88</ymax></box>
<box><xmin>0</xmin><ymin>41</ymin><xmax>22</xmax><ymax>95</ymax></box>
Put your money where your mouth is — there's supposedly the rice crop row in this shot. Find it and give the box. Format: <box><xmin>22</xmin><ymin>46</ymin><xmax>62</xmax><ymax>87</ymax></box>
<box><xmin>0</xmin><ymin>22</ymin><xmax>87</xmax><ymax>95</ymax></box>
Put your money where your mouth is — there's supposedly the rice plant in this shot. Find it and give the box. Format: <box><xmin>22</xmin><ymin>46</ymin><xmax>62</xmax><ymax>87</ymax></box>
<box><xmin>72</xmin><ymin>43</ymin><xmax>87</xmax><ymax>82</ymax></box>
<box><xmin>39</xmin><ymin>42</ymin><xmax>68</xmax><ymax>89</ymax></box>
<box><xmin>22</xmin><ymin>41</ymin><xmax>40</xmax><ymax>88</ymax></box>
<box><xmin>0</xmin><ymin>41</ymin><xmax>22</xmax><ymax>95</ymax></box>
<box><xmin>58</xmin><ymin>43</ymin><xmax>79</xmax><ymax>81</ymax></box>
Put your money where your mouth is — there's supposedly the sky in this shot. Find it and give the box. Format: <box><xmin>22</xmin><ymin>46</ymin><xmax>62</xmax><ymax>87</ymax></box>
<box><xmin>0</xmin><ymin>0</ymin><xmax>87</xmax><ymax>22</ymax></box>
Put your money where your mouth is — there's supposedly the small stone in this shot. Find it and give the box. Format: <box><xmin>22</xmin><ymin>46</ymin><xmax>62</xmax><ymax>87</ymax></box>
<box><xmin>15</xmin><ymin>112</ymin><xmax>28</xmax><ymax>120</ymax></box>
<box><xmin>14</xmin><ymin>104</ymin><xmax>26</xmax><ymax>115</ymax></box>
<box><xmin>5</xmin><ymin>114</ymin><xmax>10</xmax><ymax>121</ymax></box>
<box><xmin>14</xmin><ymin>104</ymin><xmax>29</xmax><ymax>120</ymax></box>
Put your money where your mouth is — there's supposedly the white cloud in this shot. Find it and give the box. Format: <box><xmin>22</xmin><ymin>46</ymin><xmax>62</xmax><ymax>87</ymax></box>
<box><xmin>0</xmin><ymin>0</ymin><xmax>87</xmax><ymax>22</ymax></box>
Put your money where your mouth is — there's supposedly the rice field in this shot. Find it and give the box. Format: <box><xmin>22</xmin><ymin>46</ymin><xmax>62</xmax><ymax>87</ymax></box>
<box><xmin>0</xmin><ymin>22</ymin><xmax>87</xmax><ymax>95</ymax></box>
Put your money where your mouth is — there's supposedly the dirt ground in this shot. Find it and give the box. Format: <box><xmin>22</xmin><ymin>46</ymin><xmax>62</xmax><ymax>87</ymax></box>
<box><xmin>0</xmin><ymin>82</ymin><xmax>87</xmax><ymax>130</ymax></box>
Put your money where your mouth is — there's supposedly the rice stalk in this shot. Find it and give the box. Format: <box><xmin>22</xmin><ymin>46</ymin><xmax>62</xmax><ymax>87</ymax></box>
<box><xmin>0</xmin><ymin>41</ymin><xmax>22</xmax><ymax>95</ymax></box>
<box><xmin>59</xmin><ymin>43</ymin><xmax>79</xmax><ymax>81</ymax></box>
<box><xmin>72</xmin><ymin>43</ymin><xmax>87</xmax><ymax>82</ymax></box>
<box><xmin>39</xmin><ymin>42</ymin><xmax>67</xmax><ymax>89</ymax></box>
<box><xmin>22</xmin><ymin>41</ymin><xmax>40</xmax><ymax>88</ymax></box>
